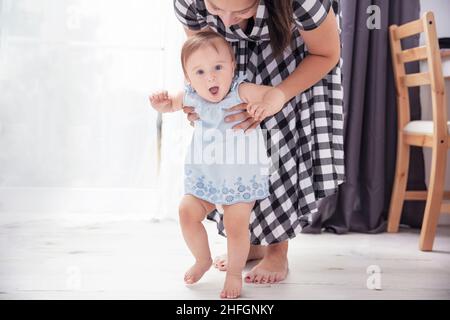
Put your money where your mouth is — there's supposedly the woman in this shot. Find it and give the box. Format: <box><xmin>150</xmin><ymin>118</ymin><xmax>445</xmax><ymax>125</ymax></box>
<box><xmin>173</xmin><ymin>0</ymin><xmax>344</xmax><ymax>284</ymax></box>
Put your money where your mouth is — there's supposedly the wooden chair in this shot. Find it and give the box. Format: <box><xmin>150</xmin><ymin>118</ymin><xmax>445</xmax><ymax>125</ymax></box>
<box><xmin>388</xmin><ymin>11</ymin><xmax>450</xmax><ymax>251</ymax></box>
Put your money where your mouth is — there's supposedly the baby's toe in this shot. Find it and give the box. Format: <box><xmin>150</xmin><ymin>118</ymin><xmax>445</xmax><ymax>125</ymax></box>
<box><xmin>184</xmin><ymin>272</ymin><xmax>196</xmax><ymax>284</ymax></box>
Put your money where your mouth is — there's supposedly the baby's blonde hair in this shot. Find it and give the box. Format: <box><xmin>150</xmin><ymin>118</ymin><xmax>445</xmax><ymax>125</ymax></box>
<box><xmin>181</xmin><ymin>30</ymin><xmax>235</xmax><ymax>77</ymax></box>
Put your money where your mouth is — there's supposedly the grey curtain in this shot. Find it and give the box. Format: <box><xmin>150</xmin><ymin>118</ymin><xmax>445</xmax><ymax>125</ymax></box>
<box><xmin>303</xmin><ymin>0</ymin><xmax>426</xmax><ymax>234</ymax></box>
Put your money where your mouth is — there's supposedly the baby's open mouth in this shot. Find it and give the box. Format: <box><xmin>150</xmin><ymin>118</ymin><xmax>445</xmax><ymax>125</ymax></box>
<box><xmin>209</xmin><ymin>86</ymin><xmax>219</xmax><ymax>95</ymax></box>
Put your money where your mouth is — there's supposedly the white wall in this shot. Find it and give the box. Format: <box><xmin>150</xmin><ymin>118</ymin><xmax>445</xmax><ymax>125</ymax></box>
<box><xmin>419</xmin><ymin>0</ymin><xmax>450</xmax><ymax>224</ymax></box>
<box><xmin>420</xmin><ymin>0</ymin><xmax>450</xmax><ymax>38</ymax></box>
<box><xmin>0</xmin><ymin>0</ymin><xmax>186</xmax><ymax>222</ymax></box>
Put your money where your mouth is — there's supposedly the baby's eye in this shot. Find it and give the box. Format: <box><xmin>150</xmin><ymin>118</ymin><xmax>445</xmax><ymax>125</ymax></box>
<box><xmin>215</xmin><ymin>65</ymin><xmax>223</xmax><ymax>71</ymax></box>
<box><xmin>196</xmin><ymin>69</ymin><xmax>204</xmax><ymax>75</ymax></box>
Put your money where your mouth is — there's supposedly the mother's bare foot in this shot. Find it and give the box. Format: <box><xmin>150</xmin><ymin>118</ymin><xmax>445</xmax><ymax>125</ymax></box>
<box><xmin>244</xmin><ymin>256</ymin><xmax>288</xmax><ymax>284</ymax></box>
<box><xmin>220</xmin><ymin>272</ymin><xmax>242</xmax><ymax>299</ymax></box>
<box><xmin>214</xmin><ymin>245</ymin><xmax>266</xmax><ymax>271</ymax></box>
<box><xmin>184</xmin><ymin>258</ymin><xmax>212</xmax><ymax>284</ymax></box>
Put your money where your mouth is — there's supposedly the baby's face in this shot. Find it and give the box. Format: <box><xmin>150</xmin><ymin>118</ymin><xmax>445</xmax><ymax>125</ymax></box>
<box><xmin>185</xmin><ymin>40</ymin><xmax>235</xmax><ymax>103</ymax></box>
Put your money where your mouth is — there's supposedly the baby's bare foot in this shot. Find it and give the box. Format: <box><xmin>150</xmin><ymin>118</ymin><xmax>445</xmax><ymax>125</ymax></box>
<box><xmin>214</xmin><ymin>245</ymin><xmax>266</xmax><ymax>271</ymax></box>
<box><xmin>184</xmin><ymin>259</ymin><xmax>212</xmax><ymax>284</ymax></box>
<box><xmin>220</xmin><ymin>272</ymin><xmax>242</xmax><ymax>299</ymax></box>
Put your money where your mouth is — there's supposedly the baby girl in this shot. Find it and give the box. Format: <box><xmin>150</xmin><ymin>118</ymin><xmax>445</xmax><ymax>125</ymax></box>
<box><xmin>149</xmin><ymin>30</ymin><xmax>284</xmax><ymax>299</ymax></box>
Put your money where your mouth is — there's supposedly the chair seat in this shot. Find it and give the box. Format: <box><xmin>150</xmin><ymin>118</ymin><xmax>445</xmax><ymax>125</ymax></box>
<box><xmin>403</xmin><ymin>120</ymin><xmax>450</xmax><ymax>135</ymax></box>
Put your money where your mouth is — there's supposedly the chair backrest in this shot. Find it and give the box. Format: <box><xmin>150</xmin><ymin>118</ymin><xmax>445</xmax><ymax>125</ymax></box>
<box><xmin>389</xmin><ymin>11</ymin><xmax>448</xmax><ymax>144</ymax></box>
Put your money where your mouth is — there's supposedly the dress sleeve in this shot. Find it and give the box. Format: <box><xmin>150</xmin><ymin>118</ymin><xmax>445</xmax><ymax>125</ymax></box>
<box><xmin>292</xmin><ymin>0</ymin><xmax>332</xmax><ymax>31</ymax></box>
<box><xmin>183</xmin><ymin>84</ymin><xmax>198</xmax><ymax>107</ymax></box>
<box><xmin>173</xmin><ymin>0</ymin><xmax>208</xmax><ymax>31</ymax></box>
<box><xmin>231</xmin><ymin>75</ymin><xmax>248</xmax><ymax>92</ymax></box>
<box><xmin>231</xmin><ymin>75</ymin><xmax>248</xmax><ymax>104</ymax></box>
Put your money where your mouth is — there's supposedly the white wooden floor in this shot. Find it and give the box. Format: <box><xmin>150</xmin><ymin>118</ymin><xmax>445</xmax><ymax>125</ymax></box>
<box><xmin>0</xmin><ymin>218</ymin><xmax>449</xmax><ymax>300</ymax></box>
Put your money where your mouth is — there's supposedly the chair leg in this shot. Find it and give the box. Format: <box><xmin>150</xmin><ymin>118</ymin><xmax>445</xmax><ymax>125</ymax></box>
<box><xmin>419</xmin><ymin>146</ymin><xmax>447</xmax><ymax>251</ymax></box>
<box><xmin>388</xmin><ymin>137</ymin><xmax>410</xmax><ymax>233</ymax></box>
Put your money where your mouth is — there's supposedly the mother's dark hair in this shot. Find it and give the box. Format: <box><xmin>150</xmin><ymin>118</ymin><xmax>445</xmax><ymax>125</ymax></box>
<box><xmin>265</xmin><ymin>0</ymin><xmax>293</xmax><ymax>58</ymax></box>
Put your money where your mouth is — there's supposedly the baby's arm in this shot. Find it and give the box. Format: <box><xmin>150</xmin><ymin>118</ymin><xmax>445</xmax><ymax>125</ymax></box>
<box><xmin>238</xmin><ymin>83</ymin><xmax>286</xmax><ymax>121</ymax></box>
<box><xmin>238</xmin><ymin>82</ymin><xmax>272</xmax><ymax>104</ymax></box>
<box><xmin>149</xmin><ymin>90</ymin><xmax>184</xmax><ymax>113</ymax></box>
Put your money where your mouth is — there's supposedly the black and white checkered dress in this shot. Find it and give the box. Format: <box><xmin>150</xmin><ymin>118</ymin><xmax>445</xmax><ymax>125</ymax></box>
<box><xmin>174</xmin><ymin>0</ymin><xmax>345</xmax><ymax>245</ymax></box>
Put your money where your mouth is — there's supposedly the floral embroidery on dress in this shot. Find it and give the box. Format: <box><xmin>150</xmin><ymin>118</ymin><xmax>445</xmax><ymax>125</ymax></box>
<box><xmin>185</xmin><ymin>169</ymin><xmax>269</xmax><ymax>205</ymax></box>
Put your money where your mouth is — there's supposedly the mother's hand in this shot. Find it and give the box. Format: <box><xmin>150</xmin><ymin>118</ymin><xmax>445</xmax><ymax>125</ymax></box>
<box><xmin>182</xmin><ymin>106</ymin><xmax>199</xmax><ymax>127</ymax></box>
<box><xmin>225</xmin><ymin>103</ymin><xmax>261</xmax><ymax>132</ymax></box>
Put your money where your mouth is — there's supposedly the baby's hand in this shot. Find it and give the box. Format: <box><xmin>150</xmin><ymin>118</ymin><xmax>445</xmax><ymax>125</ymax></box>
<box><xmin>247</xmin><ymin>101</ymin><xmax>270</xmax><ymax>122</ymax></box>
<box><xmin>247</xmin><ymin>88</ymin><xmax>285</xmax><ymax>121</ymax></box>
<box><xmin>149</xmin><ymin>90</ymin><xmax>173</xmax><ymax>113</ymax></box>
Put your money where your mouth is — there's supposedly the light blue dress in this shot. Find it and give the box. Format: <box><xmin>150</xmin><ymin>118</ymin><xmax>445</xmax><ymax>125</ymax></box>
<box><xmin>184</xmin><ymin>76</ymin><xmax>270</xmax><ymax>205</ymax></box>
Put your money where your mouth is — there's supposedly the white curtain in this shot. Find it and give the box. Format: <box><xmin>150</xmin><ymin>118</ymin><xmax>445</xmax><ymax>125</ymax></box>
<box><xmin>0</xmin><ymin>0</ymin><xmax>189</xmax><ymax>222</ymax></box>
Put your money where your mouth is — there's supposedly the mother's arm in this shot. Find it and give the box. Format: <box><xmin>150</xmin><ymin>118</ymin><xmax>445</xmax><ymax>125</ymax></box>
<box><xmin>225</xmin><ymin>7</ymin><xmax>340</xmax><ymax>130</ymax></box>
<box><xmin>276</xmin><ymin>7</ymin><xmax>340</xmax><ymax>103</ymax></box>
